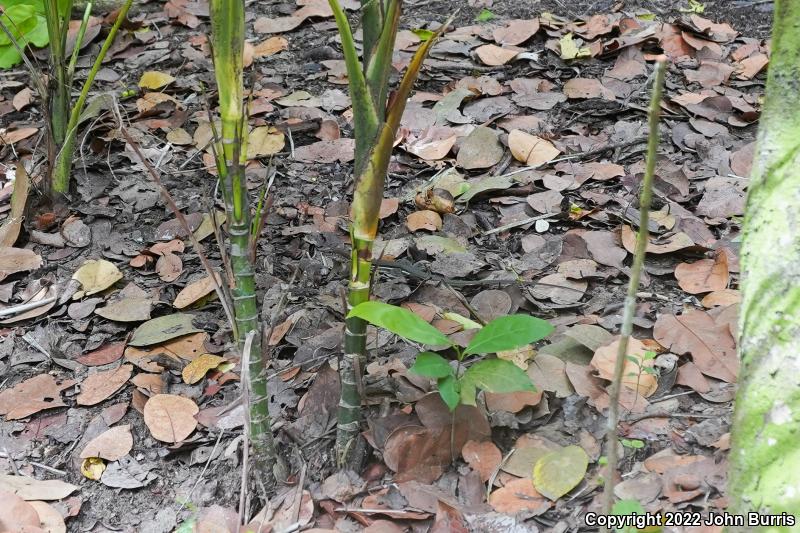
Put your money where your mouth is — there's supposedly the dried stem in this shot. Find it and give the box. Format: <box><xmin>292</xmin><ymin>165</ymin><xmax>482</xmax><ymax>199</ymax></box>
<box><xmin>600</xmin><ymin>58</ymin><xmax>666</xmax><ymax>524</ymax></box>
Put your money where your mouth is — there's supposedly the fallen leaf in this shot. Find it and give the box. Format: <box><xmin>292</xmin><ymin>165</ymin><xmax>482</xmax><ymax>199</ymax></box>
<box><xmin>0</xmin><ymin>165</ymin><xmax>30</xmax><ymax>247</ymax></box>
<box><xmin>489</xmin><ymin>477</ymin><xmax>550</xmax><ymax>515</ymax></box>
<box><xmin>563</xmin><ymin>78</ymin><xmax>616</xmax><ymax>100</ymax></box>
<box><xmin>654</xmin><ymin>309</ymin><xmax>738</xmax><ymax>382</ymax></box>
<box><xmin>143</xmin><ymin>394</ymin><xmax>199</xmax><ymax>442</ymax></box>
<box><xmin>533</xmin><ymin>445</ymin><xmax>589</xmax><ymax>500</ymax></box>
<box><xmin>0</xmin><ymin>127</ymin><xmax>38</xmax><ymax>145</ymax></box>
<box><xmin>293</xmin><ymin>139</ymin><xmax>354</xmax><ymax>163</ymax></box>
<box><xmin>81</xmin><ymin>457</ymin><xmax>105</xmax><ymax>481</ymax></box>
<box><xmin>95</xmin><ymin>297</ymin><xmax>153</xmax><ymax>322</ymax></box>
<box><xmin>76</xmin><ymin>365</ymin><xmax>133</xmax><ymax>406</ymax></box>
<box><xmin>406</xmin><ymin>210</ymin><xmax>442</xmax><ymax>232</ymax></box>
<box><xmin>0</xmin><ymin>489</ymin><xmax>41</xmax><ymax>530</ymax></box>
<box><xmin>0</xmin><ymin>475</ymin><xmax>78</xmax><ymax>500</ymax></box>
<box><xmin>493</xmin><ymin>19</ymin><xmax>540</xmax><ymax>46</ymax></box>
<box><xmin>247</xmin><ymin>126</ymin><xmax>285</xmax><ymax>158</ymax></box>
<box><xmin>156</xmin><ymin>252</ymin><xmax>183</xmax><ymax>282</ymax></box>
<box><xmin>462</xmin><ymin>440</ymin><xmax>502</xmax><ymax>482</ymax></box>
<box><xmin>76</xmin><ymin>343</ymin><xmax>126</xmax><ymax>366</ymax></box>
<box><xmin>138</xmin><ymin>70</ymin><xmax>176</xmax><ymax>89</ymax></box>
<box><xmin>253</xmin><ymin>36</ymin><xmax>289</xmax><ymax>57</ymax></box>
<box><xmin>174</xmin><ymin>273</ymin><xmax>221</xmax><ymax>309</ymax></box>
<box><xmin>474</xmin><ymin>44</ymin><xmax>519</xmax><ymax>65</ymax></box>
<box><xmin>72</xmin><ymin>259</ymin><xmax>123</xmax><ymax>297</ymax></box>
<box><xmin>0</xmin><ymin>375</ymin><xmax>75</xmax><ymax>420</ymax></box>
<box><xmin>530</xmin><ymin>273</ymin><xmax>586</xmax><ymax>304</ymax></box>
<box><xmin>79</xmin><ymin>425</ymin><xmax>134</xmax><ymax>461</ymax></box>
<box><xmin>508</xmin><ymin>130</ymin><xmax>560</xmax><ymax>166</ymax></box>
<box><xmin>405</xmin><ymin>127</ymin><xmax>458</xmax><ymax>160</ymax></box>
<box><xmin>456</xmin><ymin>126</ymin><xmax>504</xmax><ymax>170</ymax></box>
<box><xmin>129</xmin><ymin>313</ymin><xmax>202</xmax><ymax>347</ymax></box>
<box><xmin>0</xmin><ymin>247</ymin><xmax>42</xmax><ymax>281</ymax></box>
<box><xmin>125</xmin><ymin>331</ymin><xmax>208</xmax><ymax>371</ymax></box>
<box><xmin>701</xmin><ymin>288</ymin><xmax>741</xmax><ymax>308</ymax></box>
<box><xmin>675</xmin><ymin>252</ymin><xmax>729</xmax><ymax>294</ymax></box>
<box><xmin>28</xmin><ymin>500</ymin><xmax>66</xmax><ymax>533</ymax></box>
<box><xmin>182</xmin><ymin>354</ymin><xmax>225</xmax><ymax>384</ymax></box>
<box><xmin>591</xmin><ymin>338</ymin><xmax>658</xmax><ymax>397</ymax></box>
<box><xmin>621</xmin><ymin>225</ymin><xmax>695</xmax><ymax>254</ymax></box>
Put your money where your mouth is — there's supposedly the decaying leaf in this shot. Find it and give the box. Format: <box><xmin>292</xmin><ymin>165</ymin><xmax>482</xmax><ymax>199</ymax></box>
<box><xmin>129</xmin><ymin>314</ymin><xmax>203</xmax><ymax>347</ymax></box>
<box><xmin>182</xmin><ymin>354</ymin><xmax>226</xmax><ymax>384</ymax></box>
<box><xmin>76</xmin><ymin>365</ymin><xmax>133</xmax><ymax>406</ymax></box>
<box><xmin>143</xmin><ymin>394</ymin><xmax>199</xmax><ymax>442</ymax></box>
<box><xmin>591</xmin><ymin>338</ymin><xmax>658</xmax><ymax>397</ymax></box>
<box><xmin>532</xmin><ymin>445</ymin><xmax>589</xmax><ymax>500</ymax></box>
<box><xmin>79</xmin><ymin>425</ymin><xmax>134</xmax><ymax>461</ymax></box>
<box><xmin>72</xmin><ymin>259</ymin><xmax>123</xmax><ymax>297</ymax></box>
<box><xmin>0</xmin><ymin>375</ymin><xmax>75</xmax><ymax>420</ymax></box>
<box><xmin>508</xmin><ymin>130</ymin><xmax>560</xmax><ymax>166</ymax></box>
<box><xmin>488</xmin><ymin>477</ymin><xmax>550</xmax><ymax>515</ymax></box>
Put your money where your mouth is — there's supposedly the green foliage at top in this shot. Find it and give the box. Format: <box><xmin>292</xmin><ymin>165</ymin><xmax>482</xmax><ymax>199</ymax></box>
<box><xmin>0</xmin><ymin>0</ymin><xmax>49</xmax><ymax>68</ymax></box>
<box><xmin>347</xmin><ymin>301</ymin><xmax>554</xmax><ymax>410</ymax></box>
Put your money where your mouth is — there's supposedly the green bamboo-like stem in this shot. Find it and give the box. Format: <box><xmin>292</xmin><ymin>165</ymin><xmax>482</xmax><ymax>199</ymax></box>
<box><xmin>67</xmin><ymin>3</ymin><xmax>93</xmax><ymax>85</ymax></box>
<box><xmin>43</xmin><ymin>0</ymin><xmax>72</xmax><ymax>166</ymax></box>
<box><xmin>332</xmin><ymin>4</ymin><xmax>452</xmax><ymax>467</ymax></box>
<box><xmin>599</xmin><ymin>59</ymin><xmax>665</xmax><ymax>529</ymax></box>
<box><xmin>210</xmin><ymin>0</ymin><xmax>279</xmax><ymax>487</ymax></box>
<box><xmin>51</xmin><ymin>0</ymin><xmax>132</xmax><ymax>194</ymax></box>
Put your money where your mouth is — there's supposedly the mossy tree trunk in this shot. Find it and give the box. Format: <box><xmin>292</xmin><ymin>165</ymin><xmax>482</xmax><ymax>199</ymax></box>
<box><xmin>727</xmin><ymin>1</ymin><xmax>800</xmax><ymax>528</ymax></box>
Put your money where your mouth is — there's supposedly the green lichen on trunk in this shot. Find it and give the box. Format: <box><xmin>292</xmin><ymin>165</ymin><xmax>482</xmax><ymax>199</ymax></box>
<box><xmin>727</xmin><ymin>1</ymin><xmax>800</xmax><ymax>529</ymax></box>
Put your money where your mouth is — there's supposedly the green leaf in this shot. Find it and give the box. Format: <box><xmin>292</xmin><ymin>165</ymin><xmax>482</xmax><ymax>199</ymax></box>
<box><xmin>409</xmin><ymin>352</ymin><xmax>453</xmax><ymax>379</ymax></box>
<box><xmin>475</xmin><ymin>8</ymin><xmax>495</xmax><ymax>22</ymax></box>
<box><xmin>532</xmin><ymin>445</ymin><xmax>589</xmax><ymax>500</ymax></box>
<box><xmin>438</xmin><ymin>375</ymin><xmax>459</xmax><ymax>411</ymax></box>
<box><xmin>348</xmin><ymin>301</ymin><xmax>452</xmax><ymax>346</ymax></box>
<box><xmin>559</xmin><ymin>33</ymin><xmax>591</xmax><ymax>60</ymax></box>
<box><xmin>411</xmin><ymin>28</ymin><xmax>433</xmax><ymax>41</ymax></box>
<box><xmin>129</xmin><ymin>313</ymin><xmax>203</xmax><ymax>347</ymax></box>
<box><xmin>0</xmin><ymin>44</ymin><xmax>23</xmax><ymax>69</ymax></box>
<box><xmin>459</xmin><ymin>359</ymin><xmax>536</xmax><ymax>406</ymax></box>
<box><xmin>442</xmin><ymin>311</ymin><xmax>482</xmax><ymax>330</ymax></box>
<box><xmin>464</xmin><ymin>314</ymin><xmax>553</xmax><ymax>355</ymax></box>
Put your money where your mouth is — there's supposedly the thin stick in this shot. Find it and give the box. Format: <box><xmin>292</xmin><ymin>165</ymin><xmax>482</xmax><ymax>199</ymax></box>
<box><xmin>237</xmin><ymin>330</ymin><xmax>256</xmax><ymax>533</ymax></box>
<box><xmin>600</xmin><ymin>58</ymin><xmax>665</xmax><ymax>526</ymax></box>
<box><xmin>118</xmin><ymin>124</ymin><xmax>237</xmax><ymax>335</ymax></box>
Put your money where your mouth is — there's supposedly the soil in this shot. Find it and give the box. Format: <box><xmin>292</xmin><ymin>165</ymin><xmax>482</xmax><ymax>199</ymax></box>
<box><xmin>0</xmin><ymin>0</ymin><xmax>772</xmax><ymax>531</ymax></box>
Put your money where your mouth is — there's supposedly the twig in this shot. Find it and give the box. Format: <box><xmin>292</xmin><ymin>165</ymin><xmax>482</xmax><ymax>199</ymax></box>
<box><xmin>482</xmin><ymin>213</ymin><xmax>557</xmax><ymax>235</ymax></box>
<box><xmin>118</xmin><ymin>122</ymin><xmax>237</xmax><ymax>336</ymax></box>
<box><xmin>0</xmin><ymin>296</ymin><xmax>57</xmax><ymax>318</ymax></box>
<box><xmin>237</xmin><ymin>331</ymin><xmax>256</xmax><ymax>533</ymax></box>
<box><xmin>179</xmin><ymin>428</ymin><xmax>226</xmax><ymax>514</ymax></box>
<box><xmin>600</xmin><ymin>58</ymin><xmax>666</xmax><ymax>527</ymax></box>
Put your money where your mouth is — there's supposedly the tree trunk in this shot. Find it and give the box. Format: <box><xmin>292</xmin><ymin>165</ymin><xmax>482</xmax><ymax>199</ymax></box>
<box><xmin>727</xmin><ymin>0</ymin><xmax>800</xmax><ymax>528</ymax></box>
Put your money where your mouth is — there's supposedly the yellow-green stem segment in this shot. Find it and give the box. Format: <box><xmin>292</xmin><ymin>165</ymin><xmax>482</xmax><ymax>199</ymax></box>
<box><xmin>210</xmin><ymin>0</ymin><xmax>278</xmax><ymax>486</ymax></box>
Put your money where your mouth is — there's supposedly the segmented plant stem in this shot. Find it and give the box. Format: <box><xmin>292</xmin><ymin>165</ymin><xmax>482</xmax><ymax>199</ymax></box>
<box><xmin>600</xmin><ymin>59</ymin><xmax>665</xmax><ymax>526</ymax></box>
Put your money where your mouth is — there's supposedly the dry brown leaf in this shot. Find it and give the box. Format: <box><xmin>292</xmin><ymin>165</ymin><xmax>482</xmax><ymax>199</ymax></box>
<box><xmin>701</xmin><ymin>288</ymin><xmax>741</xmax><ymax>308</ymax></box>
<box><xmin>143</xmin><ymin>394</ymin><xmax>199</xmax><ymax>442</ymax></box>
<box><xmin>406</xmin><ymin>210</ymin><xmax>442</xmax><ymax>233</ymax></box>
<box><xmin>0</xmin><ymin>247</ymin><xmax>42</xmax><ymax>281</ymax></box>
<box><xmin>0</xmin><ymin>475</ymin><xmax>78</xmax><ymax>500</ymax></box>
<box><xmin>174</xmin><ymin>273</ymin><xmax>221</xmax><ymax>309</ymax></box>
<box><xmin>404</xmin><ymin>127</ymin><xmax>458</xmax><ymax>160</ymax></box>
<box><xmin>0</xmin><ymin>166</ymin><xmax>30</xmax><ymax>247</ymax></box>
<box><xmin>488</xmin><ymin>477</ymin><xmax>550</xmax><ymax>515</ymax></box>
<box><xmin>591</xmin><ymin>338</ymin><xmax>658</xmax><ymax>397</ymax></box>
<box><xmin>474</xmin><ymin>44</ymin><xmax>520</xmax><ymax>66</ymax></box>
<box><xmin>485</xmin><ymin>389</ymin><xmax>542</xmax><ymax>413</ymax></box>
<box><xmin>0</xmin><ymin>375</ymin><xmax>75</xmax><ymax>420</ymax></box>
<box><xmin>676</xmin><ymin>361</ymin><xmax>711</xmax><ymax>393</ymax></box>
<box><xmin>79</xmin><ymin>425</ymin><xmax>133</xmax><ymax>461</ymax></box>
<box><xmin>563</xmin><ymin>78</ymin><xmax>616</xmax><ymax>100</ymax></box>
<box><xmin>461</xmin><ymin>440</ymin><xmax>502</xmax><ymax>482</ymax></box>
<box><xmin>0</xmin><ymin>127</ymin><xmax>39</xmax><ymax>145</ymax></box>
<box><xmin>654</xmin><ymin>309</ymin><xmax>738</xmax><ymax>382</ymax></box>
<box><xmin>530</xmin><ymin>273</ymin><xmax>586</xmax><ymax>304</ymax></box>
<box><xmin>675</xmin><ymin>252</ymin><xmax>729</xmax><ymax>294</ymax></box>
<box><xmin>253</xmin><ymin>36</ymin><xmax>288</xmax><ymax>57</ymax></box>
<box><xmin>294</xmin><ymin>139</ymin><xmax>354</xmax><ymax>163</ymax></box>
<box><xmin>76</xmin><ymin>364</ymin><xmax>133</xmax><ymax>406</ymax></box>
<box><xmin>28</xmin><ymin>500</ymin><xmax>66</xmax><ymax>533</ymax></box>
<box><xmin>737</xmin><ymin>53</ymin><xmax>768</xmax><ymax>80</ymax></box>
<box><xmin>493</xmin><ymin>19</ymin><xmax>540</xmax><ymax>46</ymax></box>
<box><xmin>247</xmin><ymin>126</ymin><xmax>285</xmax><ymax>158</ymax></box>
<box><xmin>156</xmin><ymin>252</ymin><xmax>183</xmax><ymax>282</ymax></box>
<box><xmin>621</xmin><ymin>225</ymin><xmax>695</xmax><ymax>255</ymax></box>
<box><xmin>182</xmin><ymin>354</ymin><xmax>225</xmax><ymax>384</ymax></box>
<box><xmin>456</xmin><ymin>126</ymin><xmax>504</xmax><ymax>170</ymax></box>
<box><xmin>76</xmin><ymin>343</ymin><xmax>125</xmax><ymax>366</ymax></box>
<box><xmin>0</xmin><ymin>489</ymin><xmax>41</xmax><ymax>530</ymax></box>
<box><xmin>508</xmin><ymin>130</ymin><xmax>560</xmax><ymax>166</ymax></box>
<box><xmin>125</xmin><ymin>332</ymin><xmax>209</xmax><ymax>371</ymax></box>
<box><xmin>72</xmin><ymin>259</ymin><xmax>122</xmax><ymax>297</ymax></box>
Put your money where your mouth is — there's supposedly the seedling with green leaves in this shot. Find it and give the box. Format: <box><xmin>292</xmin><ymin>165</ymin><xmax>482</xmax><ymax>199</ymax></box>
<box><xmin>626</xmin><ymin>350</ymin><xmax>657</xmax><ymax>410</ymax></box>
<box><xmin>347</xmin><ymin>301</ymin><xmax>554</xmax><ymax>410</ymax></box>
<box><xmin>327</xmin><ymin>0</ymin><xmax>453</xmax><ymax>467</ymax></box>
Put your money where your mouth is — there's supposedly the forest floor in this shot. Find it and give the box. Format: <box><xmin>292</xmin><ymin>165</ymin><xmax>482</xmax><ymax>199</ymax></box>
<box><xmin>0</xmin><ymin>0</ymin><xmax>775</xmax><ymax>531</ymax></box>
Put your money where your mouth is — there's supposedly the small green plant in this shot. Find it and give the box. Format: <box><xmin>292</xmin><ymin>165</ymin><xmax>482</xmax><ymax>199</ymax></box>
<box><xmin>619</xmin><ymin>438</ymin><xmax>645</xmax><ymax>450</ymax></box>
<box><xmin>0</xmin><ymin>0</ymin><xmax>49</xmax><ymax>68</ymax></box>
<box><xmin>625</xmin><ymin>349</ymin><xmax>657</xmax><ymax>410</ymax></box>
<box><xmin>475</xmin><ymin>8</ymin><xmax>495</xmax><ymax>22</ymax></box>
<box><xmin>347</xmin><ymin>301</ymin><xmax>554</xmax><ymax>410</ymax></box>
